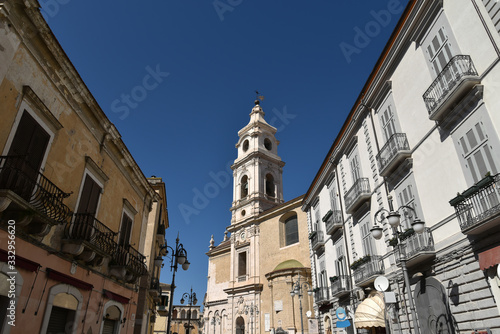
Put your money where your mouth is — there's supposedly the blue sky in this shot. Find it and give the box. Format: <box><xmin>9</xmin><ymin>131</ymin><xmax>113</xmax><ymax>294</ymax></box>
<box><xmin>42</xmin><ymin>0</ymin><xmax>409</xmax><ymax>306</ymax></box>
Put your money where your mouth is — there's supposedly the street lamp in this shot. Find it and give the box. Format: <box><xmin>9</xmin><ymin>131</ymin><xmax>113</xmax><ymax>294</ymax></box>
<box><xmin>180</xmin><ymin>287</ymin><xmax>197</xmax><ymax>334</ymax></box>
<box><xmin>370</xmin><ymin>196</ymin><xmax>424</xmax><ymax>334</ymax></box>
<box><xmin>160</xmin><ymin>233</ymin><xmax>190</xmax><ymax>334</ymax></box>
<box><xmin>290</xmin><ymin>275</ymin><xmax>312</xmax><ymax>334</ymax></box>
<box><xmin>244</xmin><ymin>303</ymin><xmax>259</xmax><ymax>334</ymax></box>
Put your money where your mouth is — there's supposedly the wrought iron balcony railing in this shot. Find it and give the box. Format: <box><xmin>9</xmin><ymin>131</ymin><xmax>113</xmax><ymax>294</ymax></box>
<box><xmin>0</xmin><ymin>155</ymin><xmax>71</xmax><ymax>224</ymax></box>
<box><xmin>330</xmin><ymin>275</ymin><xmax>351</xmax><ymax>297</ymax></box>
<box><xmin>310</xmin><ymin>230</ymin><xmax>325</xmax><ymax>251</ymax></box>
<box><xmin>401</xmin><ymin>227</ymin><xmax>435</xmax><ymax>260</ymax></box>
<box><xmin>345</xmin><ymin>178</ymin><xmax>371</xmax><ymax>214</ymax></box>
<box><xmin>314</xmin><ymin>286</ymin><xmax>330</xmax><ymax>304</ymax></box>
<box><xmin>353</xmin><ymin>255</ymin><xmax>384</xmax><ymax>285</ymax></box>
<box><xmin>376</xmin><ymin>133</ymin><xmax>411</xmax><ymax>176</ymax></box>
<box><xmin>324</xmin><ymin>210</ymin><xmax>343</xmax><ymax>235</ymax></box>
<box><xmin>450</xmin><ymin>173</ymin><xmax>500</xmax><ymax>234</ymax></box>
<box><xmin>64</xmin><ymin>213</ymin><xmax>117</xmax><ymax>254</ymax></box>
<box><xmin>423</xmin><ymin>55</ymin><xmax>479</xmax><ymax>120</ymax></box>
<box><xmin>112</xmin><ymin>243</ymin><xmax>147</xmax><ymax>278</ymax></box>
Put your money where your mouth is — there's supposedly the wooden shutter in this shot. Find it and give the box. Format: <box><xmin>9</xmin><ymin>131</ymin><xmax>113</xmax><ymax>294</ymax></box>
<box><xmin>46</xmin><ymin>306</ymin><xmax>70</xmax><ymax>334</ymax></box>
<box><xmin>8</xmin><ymin>111</ymin><xmax>50</xmax><ymax>173</ymax></box>
<box><xmin>102</xmin><ymin>319</ymin><xmax>117</xmax><ymax>334</ymax></box>
<box><xmin>118</xmin><ymin>213</ymin><xmax>133</xmax><ymax>246</ymax></box>
<box><xmin>77</xmin><ymin>175</ymin><xmax>101</xmax><ymax>214</ymax></box>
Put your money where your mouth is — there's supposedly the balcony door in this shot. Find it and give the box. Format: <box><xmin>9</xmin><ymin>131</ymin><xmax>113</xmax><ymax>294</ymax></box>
<box><xmin>1</xmin><ymin>111</ymin><xmax>50</xmax><ymax>200</ymax></box>
<box><xmin>72</xmin><ymin>175</ymin><xmax>102</xmax><ymax>241</ymax></box>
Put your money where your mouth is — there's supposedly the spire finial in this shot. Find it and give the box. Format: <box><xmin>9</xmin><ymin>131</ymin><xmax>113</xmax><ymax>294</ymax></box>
<box><xmin>255</xmin><ymin>90</ymin><xmax>264</xmax><ymax>105</ymax></box>
<box><xmin>209</xmin><ymin>235</ymin><xmax>215</xmax><ymax>250</ymax></box>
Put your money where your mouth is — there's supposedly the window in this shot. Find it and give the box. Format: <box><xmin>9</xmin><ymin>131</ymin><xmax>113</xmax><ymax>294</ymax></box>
<box><xmin>265</xmin><ymin>173</ymin><xmax>275</xmax><ymax>197</ymax></box>
<box><xmin>361</xmin><ymin>220</ymin><xmax>374</xmax><ymax>256</ymax></box>
<box><xmin>380</xmin><ymin>105</ymin><xmax>398</xmax><ymax>142</ymax></box>
<box><xmin>313</xmin><ymin>204</ymin><xmax>320</xmax><ymax>232</ymax></box>
<box><xmin>481</xmin><ymin>0</ymin><xmax>500</xmax><ymax>35</ymax></box>
<box><xmin>349</xmin><ymin>152</ymin><xmax>361</xmax><ymax>182</ymax></box>
<box><xmin>181</xmin><ymin>310</ymin><xmax>186</xmax><ymax>319</ymax></box>
<box><xmin>329</xmin><ymin>183</ymin><xmax>338</xmax><ymax>211</ymax></box>
<box><xmin>238</xmin><ymin>252</ymin><xmax>247</xmax><ymax>280</ymax></box>
<box><xmin>284</xmin><ymin>215</ymin><xmax>299</xmax><ymax>246</ymax></box>
<box><xmin>101</xmin><ymin>305</ymin><xmax>121</xmax><ymax>334</ymax></box>
<box><xmin>118</xmin><ymin>212</ymin><xmax>133</xmax><ymax>246</ymax></box>
<box><xmin>335</xmin><ymin>239</ymin><xmax>347</xmax><ymax>277</ymax></box>
<box><xmin>427</xmin><ymin>27</ymin><xmax>454</xmax><ymax>77</ymax></box>
<box><xmin>241</xmin><ymin>175</ymin><xmax>248</xmax><ymax>198</ymax></box>
<box><xmin>76</xmin><ymin>174</ymin><xmax>102</xmax><ymax>215</ymax></box>
<box><xmin>396</xmin><ymin>175</ymin><xmax>424</xmax><ymax>230</ymax></box>
<box><xmin>458</xmin><ymin>122</ymin><xmax>498</xmax><ymax>183</ymax></box>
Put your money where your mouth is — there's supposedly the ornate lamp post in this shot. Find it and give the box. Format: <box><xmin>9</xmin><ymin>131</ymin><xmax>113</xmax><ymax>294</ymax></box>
<box><xmin>370</xmin><ymin>196</ymin><xmax>424</xmax><ymax>334</ymax></box>
<box><xmin>244</xmin><ymin>303</ymin><xmax>259</xmax><ymax>334</ymax></box>
<box><xmin>180</xmin><ymin>287</ymin><xmax>197</xmax><ymax>334</ymax></box>
<box><xmin>290</xmin><ymin>275</ymin><xmax>312</xmax><ymax>334</ymax></box>
<box><xmin>159</xmin><ymin>234</ymin><xmax>190</xmax><ymax>334</ymax></box>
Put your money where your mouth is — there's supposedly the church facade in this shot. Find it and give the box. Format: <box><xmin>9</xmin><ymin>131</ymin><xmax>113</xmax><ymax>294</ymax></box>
<box><xmin>203</xmin><ymin>100</ymin><xmax>314</xmax><ymax>334</ymax></box>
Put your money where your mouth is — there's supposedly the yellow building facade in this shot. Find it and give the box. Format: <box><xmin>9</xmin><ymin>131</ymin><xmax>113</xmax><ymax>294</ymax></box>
<box><xmin>0</xmin><ymin>1</ymin><xmax>165</xmax><ymax>333</ymax></box>
<box><xmin>203</xmin><ymin>101</ymin><xmax>314</xmax><ymax>334</ymax></box>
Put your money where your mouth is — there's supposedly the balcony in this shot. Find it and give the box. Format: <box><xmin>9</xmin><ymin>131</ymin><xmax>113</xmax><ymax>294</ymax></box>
<box><xmin>423</xmin><ymin>55</ymin><xmax>480</xmax><ymax>121</ymax></box>
<box><xmin>352</xmin><ymin>255</ymin><xmax>384</xmax><ymax>286</ymax></box>
<box><xmin>324</xmin><ymin>210</ymin><xmax>343</xmax><ymax>235</ymax></box>
<box><xmin>345</xmin><ymin>178</ymin><xmax>371</xmax><ymax>214</ymax></box>
<box><xmin>309</xmin><ymin>230</ymin><xmax>325</xmax><ymax>251</ymax></box>
<box><xmin>376</xmin><ymin>133</ymin><xmax>411</xmax><ymax>177</ymax></box>
<box><xmin>0</xmin><ymin>156</ymin><xmax>71</xmax><ymax>236</ymax></box>
<box><xmin>110</xmin><ymin>243</ymin><xmax>147</xmax><ymax>283</ymax></box>
<box><xmin>395</xmin><ymin>228</ymin><xmax>435</xmax><ymax>267</ymax></box>
<box><xmin>450</xmin><ymin>173</ymin><xmax>500</xmax><ymax>235</ymax></box>
<box><xmin>314</xmin><ymin>286</ymin><xmax>330</xmax><ymax>305</ymax></box>
<box><xmin>157</xmin><ymin>305</ymin><xmax>168</xmax><ymax>315</ymax></box>
<box><xmin>149</xmin><ymin>278</ymin><xmax>161</xmax><ymax>301</ymax></box>
<box><xmin>330</xmin><ymin>275</ymin><xmax>351</xmax><ymax>298</ymax></box>
<box><xmin>62</xmin><ymin>213</ymin><xmax>117</xmax><ymax>266</ymax></box>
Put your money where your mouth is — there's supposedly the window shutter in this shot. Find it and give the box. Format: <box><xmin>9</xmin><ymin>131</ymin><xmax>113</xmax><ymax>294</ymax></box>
<box><xmin>46</xmin><ymin>306</ymin><xmax>70</xmax><ymax>334</ymax></box>
<box><xmin>102</xmin><ymin>319</ymin><xmax>117</xmax><ymax>334</ymax></box>
<box><xmin>77</xmin><ymin>175</ymin><xmax>102</xmax><ymax>214</ymax></box>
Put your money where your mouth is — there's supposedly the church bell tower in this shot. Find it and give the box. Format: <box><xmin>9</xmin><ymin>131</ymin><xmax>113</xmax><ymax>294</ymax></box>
<box><xmin>230</xmin><ymin>98</ymin><xmax>285</xmax><ymax>225</ymax></box>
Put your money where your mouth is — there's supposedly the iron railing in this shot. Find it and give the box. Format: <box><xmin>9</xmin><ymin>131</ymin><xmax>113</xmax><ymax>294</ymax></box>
<box><xmin>345</xmin><ymin>178</ymin><xmax>371</xmax><ymax>212</ymax></box>
<box><xmin>314</xmin><ymin>286</ymin><xmax>330</xmax><ymax>303</ymax></box>
<box><xmin>376</xmin><ymin>133</ymin><xmax>410</xmax><ymax>173</ymax></box>
<box><xmin>64</xmin><ymin>213</ymin><xmax>117</xmax><ymax>254</ymax></box>
<box><xmin>324</xmin><ymin>210</ymin><xmax>343</xmax><ymax>234</ymax></box>
<box><xmin>423</xmin><ymin>55</ymin><xmax>478</xmax><ymax>115</ymax></box>
<box><xmin>310</xmin><ymin>230</ymin><xmax>325</xmax><ymax>250</ymax></box>
<box><xmin>353</xmin><ymin>255</ymin><xmax>384</xmax><ymax>284</ymax></box>
<box><xmin>401</xmin><ymin>227</ymin><xmax>435</xmax><ymax>260</ymax></box>
<box><xmin>330</xmin><ymin>275</ymin><xmax>351</xmax><ymax>297</ymax></box>
<box><xmin>0</xmin><ymin>155</ymin><xmax>71</xmax><ymax>223</ymax></box>
<box><xmin>451</xmin><ymin>174</ymin><xmax>500</xmax><ymax>231</ymax></box>
<box><xmin>112</xmin><ymin>243</ymin><xmax>147</xmax><ymax>276</ymax></box>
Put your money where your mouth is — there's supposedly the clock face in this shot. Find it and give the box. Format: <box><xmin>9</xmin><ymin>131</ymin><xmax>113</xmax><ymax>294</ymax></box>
<box><xmin>240</xmin><ymin>232</ymin><xmax>246</xmax><ymax>240</ymax></box>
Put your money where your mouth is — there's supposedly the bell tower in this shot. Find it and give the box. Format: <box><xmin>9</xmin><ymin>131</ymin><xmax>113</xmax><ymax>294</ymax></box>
<box><xmin>230</xmin><ymin>98</ymin><xmax>285</xmax><ymax>225</ymax></box>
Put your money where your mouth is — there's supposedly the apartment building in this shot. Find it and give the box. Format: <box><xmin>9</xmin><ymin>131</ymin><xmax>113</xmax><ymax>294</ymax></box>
<box><xmin>302</xmin><ymin>0</ymin><xmax>500</xmax><ymax>333</ymax></box>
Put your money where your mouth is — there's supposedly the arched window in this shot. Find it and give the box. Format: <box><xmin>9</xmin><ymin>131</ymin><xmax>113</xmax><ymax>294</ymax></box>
<box><xmin>241</xmin><ymin>175</ymin><xmax>248</xmax><ymax>198</ymax></box>
<box><xmin>285</xmin><ymin>215</ymin><xmax>299</xmax><ymax>246</ymax></box>
<box><xmin>192</xmin><ymin>310</ymin><xmax>198</xmax><ymax>319</ymax></box>
<box><xmin>102</xmin><ymin>304</ymin><xmax>121</xmax><ymax>334</ymax></box>
<box><xmin>265</xmin><ymin>174</ymin><xmax>275</xmax><ymax>197</ymax></box>
<box><xmin>181</xmin><ymin>309</ymin><xmax>186</xmax><ymax>319</ymax></box>
<box><xmin>172</xmin><ymin>309</ymin><xmax>178</xmax><ymax>319</ymax></box>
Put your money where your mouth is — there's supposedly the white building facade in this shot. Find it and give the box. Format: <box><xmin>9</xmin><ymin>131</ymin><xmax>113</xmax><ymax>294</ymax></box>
<box><xmin>302</xmin><ymin>0</ymin><xmax>500</xmax><ymax>333</ymax></box>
